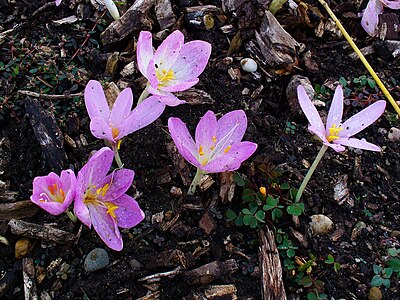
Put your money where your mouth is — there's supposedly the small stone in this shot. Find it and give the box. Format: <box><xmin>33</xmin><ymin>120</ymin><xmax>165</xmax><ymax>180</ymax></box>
<box><xmin>84</xmin><ymin>248</ymin><xmax>109</xmax><ymax>273</ymax></box>
<box><xmin>129</xmin><ymin>259</ymin><xmax>144</xmax><ymax>271</ymax></box>
<box><xmin>351</xmin><ymin>221</ymin><xmax>367</xmax><ymax>240</ymax></box>
<box><xmin>368</xmin><ymin>287</ymin><xmax>382</xmax><ymax>300</ymax></box>
<box><xmin>391</xmin><ymin>230</ymin><xmax>400</xmax><ymax>238</ymax></box>
<box><xmin>309</xmin><ymin>215</ymin><xmax>333</xmax><ymax>236</ymax></box>
<box><xmin>377</xmin><ymin>128</ymin><xmax>388</xmax><ymax>135</ymax></box>
<box><xmin>240</xmin><ymin>58</ymin><xmax>258</xmax><ymax>72</ymax></box>
<box><xmin>388</xmin><ymin>127</ymin><xmax>400</xmax><ymax>142</ymax></box>
<box><xmin>15</xmin><ymin>238</ymin><xmax>32</xmax><ymax>259</ymax></box>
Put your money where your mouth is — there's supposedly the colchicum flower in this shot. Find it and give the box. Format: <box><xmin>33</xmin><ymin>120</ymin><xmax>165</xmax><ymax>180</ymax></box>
<box><xmin>168</xmin><ymin>110</ymin><xmax>257</xmax><ymax>194</ymax></box>
<box><xmin>74</xmin><ymin>147</ymin><xmax>144</xmax><ymax>251</ymax></box>
<box><xmin>85</xmin><ymin>80</ymin><xmax>166</xmax><ymax>148</ymax></box>
<box><xmin>137</xmin><ymin>30</ymin><xmax>212</xmax><ymax>106</ymax></box>
<box><xmin>297</xmin><ymin>85</ymin><xmax>386</xmax><ymax>152</ymax></box>
<box><xmin>361</xmin><ymin>0</ymin><xmax>400</xmax><ymax>36</ymax></box>
<box><xmin>30</xmin><ymin>170</ymin><xmax>76</xmax><ymax>215</ymax></box>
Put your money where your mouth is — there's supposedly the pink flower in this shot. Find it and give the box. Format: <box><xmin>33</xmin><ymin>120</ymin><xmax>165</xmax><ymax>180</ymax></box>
<box><xmin>361</xmin><ymin>0</ymin><xmax>400</xmax><ymax>36</ymax></box>
<box><xmin>55</xmin><ymin>0</ymin><xmax>62</xmax><ymax>6</ymax></box>
<box><xmin>30</xmin><ymin>170</ymin><xmax>76</xmax><ymax>215</ymax></box>
<box><xmin>168</xmin><ymin>110</ymin><xmax>257</xmax><ymax>173</ymax></box>
<box><xmin>137</xmin><ymin>30</ymin><xmax>212</xmax><ymax>106</ymax></box>
<box><xmin>297</xmin><ymin>85</ymin><xmax>386</xmax><ymax>152</ymax></box>
<box><xmin>74</xmin><ymin>147</ymin><xmax>144</xmax><ymax>251</ymax></box>
<box><xmin>85</xmin><ymin>80</ymin><xmax>166</xmax><ymax>146</ymax></box>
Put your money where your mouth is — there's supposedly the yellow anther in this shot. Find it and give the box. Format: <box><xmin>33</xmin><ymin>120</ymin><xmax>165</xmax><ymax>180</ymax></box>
<box><xmin>327</xmin><ymin>124</ymin><xmax>343</xmax><ymax>142</ymax></box>
<box><xmin>224</xmin><ymin>145</ymin><xmax>232</xmax><ymax>153</ymax></box>
<box><xmin>105</xmin><ymin>202</ymin><xmax>118</xmax><ymax>219</ymax></box>
<box><xmin>212</xmin><ymin>136</ymin><xmax>217</xmax><ymax>143</ymax></box>
<box><xmin>198</xmin><ymin>145</ymin><xmax>204</xmax><ymax>156</ymax></box>
<box><xmin>117</xmin><ymin>140</ymin><xmax>122</xmax><ymax>150</ymax></box>
<box><xmin>48</xmin><ymin>184</ymin><xmax>56</xmax><ymax>195</ymax></box>
<box><xmin>259</xmin><ymin>186</ymin><xmax>267</xmax><ymax>196</ymax></box>
<box><xmin>59</xmin><ymin>188</ymin><xmax>65</xmax><ymax>198</ymax></box>
<box><xmin>210</xmin><ymin>145</ymin><xmax>215</xmax><ymax>151</ymax></box>
<box><xmin>111</xmin><ymin>127</ymin><xmax>119</xmax><ymax>139</ymax></box>
<box><xmin>101</xmin><ymin>184</ymin><xmax>110</xmax><ymax>197</ymax></box>
<box><xmin>156</xmin><ymin>69</ymin><xmax>175</xmax><ymax>87</ymax></box>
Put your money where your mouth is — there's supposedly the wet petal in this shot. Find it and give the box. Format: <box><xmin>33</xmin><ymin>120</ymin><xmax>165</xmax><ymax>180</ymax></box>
<box><xmin>195</xmin><ymin>111</ymin><xmax>217</xmax><ymax>153</ymax></box>
<box><xmin>217</xmin><ymin>110</ymin><xmax>247</xmax><ymax>144</ymax></box>
<box><xmin>90</xmin><ymin>117</ymin><xmax>114</xmax><ymax>142</ymax></box>
<box><xmin>361</xmin><ymin>0</ymin><xmax>383</xmax><ymax>37</ymax></box>
<box><xmin>340</xmin><ymin>100</ymin><xmax>386</xmax><ymax>137</ymax></box>
<box><xmin>203</xmin><ymin>142</ymin><xmax>257</xmax><ymax>173</ymax></box>
<box><xmin>98</xmin><ymin>169</ymin><xmax>134</xmax><ymax>201</ymax></box>
<box><xmin>146</xmin><ymin>59</ymin><xmax>159</xmax><ymax>89</ymax></box>
<box><xmin>112</xmin><ymin>195</ymin><xmax>145</xmax><ymax>228</ymax></box>
<box><xmin>335</xmin><ymin>137</ymin><xmax>381</xmax><ymax>151</ymax></box>
<box><xmin>168</xmin><ymin>117</ymin><xmax>201</xmax><ymax>168</ymax></box>
<box><xmin>55</xmin><ymin>0</ymin><xmax>62</xmax><ymax>5</ymax></box>
<box><xmin>74</xmin><ymin>194</ymin><xmax>91</xmax><ymax>227</ymax></box>
<box><xmin>171</xmin><ymin>41</ymin><xmax>211</xmax><ymax>81</ymax></box>
<box><xmin>84</xmin><ymin>80</ymin><xmax>110</xmax><ymax>121</ymax></box>
<box><xmin>160</xmin><ymin>79</ymin><xmax>199</xmax><ymax>92</ymax></box>
<box><xmin>297</xmin><ymin>85</ymin><xmax>325</xmax><ymax>135</ymax></box>
<box><xmin>88</xmin><ymin>203</ymin><xmax>123</xmax><ymax>251</ymax></box>
<box><xmin>137</xmin><ymin>31</ymin><xmax>154</xmax><ymax>77</ymax></box>
<box><xmin>324</xmin><ymin>142</ymin><xmax>346</xmax><ymax>152</ymax></box>
<box><xmin>154</xmin><ymin>30</ymin><xmax>184</xmax><ymax>72</ymax></box>
<box><xmin>380</xmin><ymin>0</ymin><xmax>400</xmax><ymax>10</ymax></box>
<box><xmin>308</xmin><ymin>125</ymin><xmax>329</xmax><ymax>144</ymax></box>
<box><xmin>146</xmin><ymin>87</ymin><xmax>185</xmax><ymax>106</ymax></box>
<box><xmin>326</xmin><ymin>85</ymin><xmax>343</xmax><ymax>136</ymax></box>
<box><xmin>110</xmin><ymin>87</ymin><xmax>133</xmax><ymax>130</ymax></box>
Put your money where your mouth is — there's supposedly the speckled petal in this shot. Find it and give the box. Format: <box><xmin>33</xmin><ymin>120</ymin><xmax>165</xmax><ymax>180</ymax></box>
<box><xmin>216</xmin><ymin>110</ymin><xmax>247</xmax><ymax>144</ymax></box>
<box><xmin>110</xmin><ymin>87</ymin><xmax>133</xmax><ymax>131</ymax></box>
<box><xmin>308</xmin><ymin>125</ymin><xmax>329</xmax><ymax>144</ymax></box>
<box><xmin>195</xmin><ymin>111</ymin><xmax>217</xmax><ymax>153</ymax></box>
<box><xmin>112</xmin><ymin>194</ymin><xmax>145</xmax><ymax>228</ymax></box>
<box><xmin>324</xmin><ymin>142</ymin><xmax>346</xmax><ymax>153</ymax></box>
<box><xmin>380</xmin><ymin>0</ymin><xmax>400</xmax><ymax>10</ymax></box>
<box><xmin>154</xmin><ymin>30</ymin><xmax>184</xmax><ymax>73</ymax></box>
<box><xmin>74</xmin><ymin>194</ymin><xmax>91</xmax><ymax>228</ymax></box>
<box><xmin>98</xmin><ymin>169</ymin><xmax>134</xmax><ymax>201</ymax></box>
<box><xmin>146</xmin><ymin>86</ymin><xmax>185</xmax><ymax>106</ymax></box>
<box><xmin>146</xmin><ymin>59</ymin><xmax>159</xmax><ymax>89</ymax></box>
<box><xmin>297</xmin><ymin>85</ymin><xmax>325</xmax><ymax>136</ymax></box>
<box><xmin>361</xmin><ymin>0</ymin><xmax>383</xmax><ymax>37</ymax></box>
<box><xmin>89</xmin><ymin>117</ymin><xmax>114</xmax><ymax>143</ymax></box>
<box><xmin>160</xmin><ymin>79</ymin><xmax>199</xmax><ymax>92</ymax></box>
<box><xmin>326</xmin><ymin>85</ymin><xmax>343</xmax><ymax>136</ymax></box>
<box><xmin>137</xmin><ymin>31</ymin><xmax>154</xmax><ymax>77</ymax></box>
<box><xmin>84</xmin><ymin>80</ymin><xmax>110</xmax><ymax>121</ymax></box>
<box><xmin>335</xmin><ymin>137</ymin><xmax>381</xmax><ymax>151</ymax></box>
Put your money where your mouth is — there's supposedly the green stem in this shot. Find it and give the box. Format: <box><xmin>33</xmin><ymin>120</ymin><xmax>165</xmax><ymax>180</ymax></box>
<box><xmin>188</xmin><ymin>168</ymin><xmax>206</xmax><ymax>195</ymax></box>
<box><xmin>137</xmin><ymin>85</ymin><xmax>150</xmax><ymax>105</ymax></box>
<box><xmin>112</xmin><ymin>143</ymin><xmax>124</xmax><ymax>168</ymax></box>
<box><xmin>66</xmin><ymin>209</ymin><xmax>77</xmax><ymax>223</ymax></box>
<box><xmin>295</xmin><ymin>145</ymin><xmax>328</xmax><ymax>202</ymax></box>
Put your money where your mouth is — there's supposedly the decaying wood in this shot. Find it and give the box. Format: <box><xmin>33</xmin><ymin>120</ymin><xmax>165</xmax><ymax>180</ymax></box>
<box><xmin>101</xmin><ymin>0</ymin><xmax>155</xmax><ymax>44</ymax></box>
<box><xmin>175</xmin><ymin>89</ymin><xmax>215</xmax><ymax>105</ymax></box>
<box><xmin>137</xmin><ymin>291</ymin><xmax>161</xmax><ymax>300</ymax></box>
<box><xmin>166</xmin><ymin>142</ymin><xmax>191</xmax><ymax>185</ymax></box>
<box><xmin>0</xmin><ymin>201</ymin><xmax>38</xmax><ymax>221</ymax></box>
<box><xmin>183</xmin><ymin>5</ymin><xmax>222</xmax><ymax>14</ymax></box>
<box><xmin>204</xmin><ymin>284</ymin><xmax>238</xmax><ymax>299</ymax></box>
<box><xmin>23</xmin><ymin>257</ymin><xmax>38</xmax><ymax>300</ymax></box>
<box><xmin>219</xmin><ymin>172</ymin><xmax>235</xmax><ymax>203</ymax></box>
<box><xmin>155</xmin><ymin>0</ymin><xmax>176</xmax><ymax>29</ymax></box>
<box><xmin>181</xmin><ymin>259</ymin><xmax>238</xmax><ymax>286</ymax></box>
<box><xmin>139</xmin><ymin>266</ymin><xmax>182</xmax><ymax>283</ymax></box>
<box><xmin>0</xmin><ymin>136</ymin><xmax>11</xmax><ymax>171</ymax></box>
<box><xmin>18</xmin><ymin>90</ymin><xmax>82</xmax><ymax>100</ymax></box>
<box><xmin>255</xmin><ymin>11</ymin><xmax>299</xmax><ymax>67</ymax></box>
<box><xmin>8</xmin><ymin>219</ymin><xmax>77</xmax><ymax>244</ymax></box>
<box><xmin>259</xmin><ymin>227</ymin><xmax>287</xmax><ymax>300</ymax></box>
<box><xmin>379</xmin><ymin>13</ymin><xmax>399</xmax><ymax>40</ymax></box>
<box><xmin>25</xmin><ymin>97</ymin><xmax>66</xmax><ymax>172</ymax></box>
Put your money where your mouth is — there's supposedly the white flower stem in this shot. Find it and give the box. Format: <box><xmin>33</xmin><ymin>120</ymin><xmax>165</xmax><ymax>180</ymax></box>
<box><xmin>137</xmin><ymin>86</ymin><xmax>150</xmax><ymax>105</ymax></box>
<box><xmin>295</xmin><ymin>145</ymin><xmax>328</xmax><ymax>202</ymax></box>
<box><xmin>112</xmin><ymin>143</ymin><xmax>124</xmax><ymax>168</ymax></box>
<box><xmin>66</xmin><ymin>209</ymin><xmax>77</xmax><ymax>223</ymax></box>
<box><xmin>188</xmin><ymin>168</ymin><xmax>206</xmax><ymax>195</ymax></box>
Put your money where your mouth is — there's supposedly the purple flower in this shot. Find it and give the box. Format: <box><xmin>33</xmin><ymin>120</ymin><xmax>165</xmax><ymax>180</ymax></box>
<box><xmin>55</xmin><ymin>0</ymin><xmax>62</xmax><ymax>6</ymax></box>
<box><xmin>361</xmin><ymin>0</ymin><xmax>400</xmax><ymax>36</ymax></box>
<box><xmin>168</xmin><ymin>110</ymin><xmax>258</xmax><ymax>173</ymax></box>
<box><xmin>30</xmin><ymin>170</ymin><xmax>76</xmax><ymax>215</ymax></box>
<box><xmin>137</xmin><ymin>30</ymin><xmax>211</xmax><ymax>106</ymax></box>
<box><xmin>74</xmin><ymin>147</ymin><xmax>145</xmax><ymax>251</ymax></box>
<box><xmin>297</xmin><ymin>85</ymin><xmax>386</xmax><ymax>152</ymax></box>
<box><xmin>85</xmin><ymin>80</ymin><xmax>166</xmax><ymax>146</ymax></box>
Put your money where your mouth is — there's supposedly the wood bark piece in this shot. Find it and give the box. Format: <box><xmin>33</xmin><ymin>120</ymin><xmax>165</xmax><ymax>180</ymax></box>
<box><xmin>255</xmin><ymin>11</ymin><xmax>299</xmax><ymax>67</ymax></box>
<box><xmin>258</xmin><ymin>227</ymin><xmax>287</xmax><ymax>300</ymax></box>
<box><xmin>155</xmin><ymin>0</ymin><xmax>176</xmax><ymax>29</ymax></box>
<box><xmin>181</xmin><ymin>259</ymin><xmax>238</xmax><ymax>286</ymax></box>
<box><xmin>166</xmin><ymin>142</ymin><xmax>191</xmax><ymax>186</ymax></box>
<box><xmin>219</xmin><ymin>172</ymin><xmax>235</xmax><ymax>203</ymax></box>
<box><xmin>204</xmin><ymin>284</ymin><xmax>238</xmax><ymax>299</ymax></box>
<box><xmin>0</xmin><ymin>201</ymin><xmax>38</xmax><ymax>221</ymax></box>
<box><xmin>23</xmin><ymin>257</ymin><xmax>38</xmax><ymax>300</ymax></box>
<box><xmin>101</xmin><ymin>0</ymin><xmax>155</xmax><ymax>44</ymax></box>
<box><xmin>175</xmin><ymin>89</ymin><xmax>215</xmax><ymax>105</ymax></box>
<box><xmin>25</xmin><ymin>97</ymin><xmax>66</xmax><ymax>172</ymax></box>
<box><xmin>8</xmin><ymin>219</ymin><xmax>77</xmax><ymax>244</ymax></box>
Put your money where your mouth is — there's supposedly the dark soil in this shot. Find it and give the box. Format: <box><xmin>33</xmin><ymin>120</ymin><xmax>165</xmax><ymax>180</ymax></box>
<box><xmin>1</xmin><ymin>0</ymin><xmax>400</xmax><ymax>299</ymax></box>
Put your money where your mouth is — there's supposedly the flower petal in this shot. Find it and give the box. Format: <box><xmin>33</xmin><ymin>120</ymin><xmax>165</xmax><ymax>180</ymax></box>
<box><xmin>380</xmin><ymin>0</ymin><xmax>400</xmax><ymax>10</ymax></box>
<box><xmin>146</xmin><ymin>59</ymin><xmax>159</xmax><ymax>89</ymax></box>
<box><xmin>112</xmin><ymin>195</ymin><xmax>145</xmax><ymax>228</ymax></box>
<box><xmin>103</xmin><ymin>0</ymin><xmax>120</xmax><ymax>21</ymax></box>
<box><xmin>195</xmin><ymin>111</ymin><xmax>217</xmax><ymax>153</ymax></box>
<box><xmin>89</xmin><ymin>117</ymin><xmax>114</xmax><ymax>142</ymax></box>
<box><xmin>154</xmin><ymin>30</ymin><xmax>184</xmax><ymax>73</ymax></box>
<box><xmin>137</xmin><ymin>31</ymin><xmax>154</xmax><ymax>77</ymax></box>
<box><xmin>146</xmin><ymin>86</ymin><xmax>186</xmax><ymax>106</ymax></box>
<box><xmin>119</xmin><ymin>96</ymin><xmax>165</xmax><ymax>137</ymax></box>
<box><xmin>326</xmin><ymin>85</ymin><xmax>343</xmax><ymax>136</ymax></box>
<box><xmin>160</xmin><ymin>79</ymin><xmax>199</xmax><ymax>92</ymax></box>
<box><xmin>203</xmin><ymin>141</ymin><xmax>257</xmax><ymax>173</ymax></box>
<box><xmin>361</xmin><ymin>0</ymin><xmax>383</xmax><ymax>37</ymax></box>
<box><xmin>88</xmin><ymin>203</ymin><xmax>123</xmax><ymax>251</ymax></box>
<box><xmin>110</xmin><ymin>87</ymin><xmax>133</xmax><ymax>131</ymax></box>
<box><xmin>168</xmin><ymin>117</ymin><xmax>201</xmax><ymax>168</ymax></box>
<box><xmin>84</xmin><ymin>80</ymin><xmax>110</xmax><ymax>121</ymax></box>
<box><xmin>172</xmin><ymin>41</ymin><xmax>211</xmax><ymax>81</ymax></box>
<box><xmin>308</xmin><ymin>125</ymin><xmax>329</xmax><ymax>144</ymax></box>
<box><xmin>98</xmin><ymin>169</ymin><xmax>134</xmax><ymax>201</ymax></box>
<box><xmin>297</xmin><ymin>85</ymin><xmax>325</xmax><ymax>135</ymax></box>
<box><xmin>55</xmin><ymin>0</ymin><xmax>62</xmax><ymax>5</ymax></box>
<box><xmin>324</xmin><ymin>142</ymin><xmax>346</xmax><ymax>152</ymax></box>
<box><xmin>335</xmin><ymin>137</ymin><xmax>382</xmax><ymax>151</ymax></box>
<box><xmin>74</xmin><ymin>195</ymin><xmax>91</xmax><ymax>227</ymax></box>
<box><xmin>217</xmin><ymin>110</ymin><xmax>248</xmax><ymax>144</ymax></box>
<box><xmin>340</xmin><ymin>100</ymin><xmax>386</xmax><ymax>137</ymax></box>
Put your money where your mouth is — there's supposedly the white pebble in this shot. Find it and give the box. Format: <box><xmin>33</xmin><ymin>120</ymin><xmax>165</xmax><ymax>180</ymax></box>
<box><xmin>388</xmin><ymin>127</ymin><xmax>400</xmax><ymax>142</ymax></box>
<box><xmin>240</xmin><ymin>58</ymin><xmax>257</xmax><ymax>73</ymax></box>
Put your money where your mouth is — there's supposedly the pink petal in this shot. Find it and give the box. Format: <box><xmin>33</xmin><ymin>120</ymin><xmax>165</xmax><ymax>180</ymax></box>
<box><xmin>146</xmin><ymin>86</ymin><xmax>186</xmax><ymax>106</ymax></box>
<box><xmin>55</xmin><ymin>0</ymin><xmax>62</xmax><ymax>5</ymax></box>
<box><xmin>112</xmin><ymin>195</ymin><xmax>145</xmax><ymax>228</ymax></box>
<box><xmin>88</xmin><ymin>203</ymin><xmax>123</xmax><ymax>251</ymax></box>
<box><xmin>217</xmin><ymin>110</ymin><xmax>248</xmax><ymax>144</ymax></box>
<box><xmin>340</xmin><ymin>100</ymin><xmax>386</xmax><ymax>137</ymax></box>
<box><xmin>84</xmin><ymin>80</ymin><xmax>110</xmax><ymax>121</ymax></box>
<box><xmin>146</xmin><ymin>59</ymin><xmax>159</xmax><ymax>89</ymax></box>
<box><xmin>137</xmin><ymin>31</ymin><xmax>154</xmax><ymax>77</ymax></box>
<box><xmin>361</xmin><ymin>0</ymin><xmax>383</xmax><ymax>37</ymax></box>
<box><xmin>195</xmin><ymin>111</ymin><xmax>217</xmax><ymax>153</ymax></box>
<box><xmin>326</xmin><ymin>85</ymin><xmax>343</xmax><ymax>137</ymax></box>
<box><xmin>98</xmin><ymin>169</ymin><xmax>134</xmax><ymax>201</ymax></box>
<box><xmin>154</xmin><ymin>30</ymin><xmax>184</xmax><ymax>73</ymax></box>
<box><xmin>90</xmin><ymin>117</ymin><xmax>114</xmax><ymax>142</ymax></box>
<box><xmin>381</xmin><ymin>0</ymin><xmax>400</xmax><ymax>10</ymax></box>
<box><xmin>324</xmin><ymin>142</ymin><xmax>346</xmax><ymax>152</ymax></box>
<box><xmin>168</xmin><ymin>117</ymin><xmax>201</xmax><ymax>168</ymax></box>
<box><xmin>297</xmin><ymin>85</ymin><xmax>325</xmax><ymax>136</ymax></box>
<box><xmin>110</xmin><ymin>87</ymin><xmax>133</xmax><ymax>131</ymax></box>
<box><xmin>172</xmin><ymin>41</ymin><xmax>211</xmax><ymax>81</ymax></box>
<box><xmin>119</xmin><ymin>96</ymin><xmax>165</xmax><ymax>137</ymax></box>
<box><xmin>308</xmin><ymin>125</ymin><xmax>329</xmax><ymax>144</ymax></box>
<box><xmin>160</xmin><ymin>79</ymin><xmax>199</xmax><ymax>92</ymax></box>
<box><xmin>203</xmin><ymin>142</ymin><xmax>257</xmax><ymax>173</ymax></box>
<box><xmin>74</xmin><ymin>195</ymin><xmax>91</xmax><ymax>227</ymax></box>
<box><xmin>335</xmin><ymin>137</ymin><xmax>381</xmax><ymax>151</ymax></box>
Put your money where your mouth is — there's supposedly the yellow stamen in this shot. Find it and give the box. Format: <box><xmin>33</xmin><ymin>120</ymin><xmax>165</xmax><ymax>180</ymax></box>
<box><xmin>198</xmin><ymin>145</ymin><xmax>204</xmax><ymax>156</ymax></box>
<box><xmin>117</xmin><ymin>140</ymin><xmax>122</xmax><ymax>150</ymax></box>
<box><xmin>96</xmin><ymin>184</ymin><xmax>110</xmax><ymax>197</ymax></box>
<box><xmin>156</xmin><ymin>69</ymin><xmax>176</xmax><ymax>87</ymax></box>
<box><xmin>259</xmin><ymin>186</ymin><xmax>267</xmax><ymax>196</ymax></box>
<box><xmin>210</xmin><ymin>145</ymin><xmax>215</xmax><ymax>151</ymax></box>
<box><xmin>59</xmin><ymin>188</ymin><xmax>65</xmax><ymax>198</ymax></box>
<box><xmin>327</xmin><ymin>124</ymin><xmax>343</xmax><ymax>142</ymax></box>
<box><xmin>48</xmin><ymin>184</ymin><xmax>56</xmax><ymax>195</ymax></box>
<box><xmin>105</xmin><ymin>202</ymin><xmax>119</xmax><ymax>219</ymax></box>
<box><xmin>224</xmin><ymin>145</ymin><xmax>232</xmax><ymax>153</ymax></box>
<box><xmin>212</xmin><ymin>136</ymin><xmax>217</xmax><ymax>143</ymax></box>
<box><xmin>112</xmin><ymin>127</ymin><xmax>119</xmax><ymax>139</ymax></box>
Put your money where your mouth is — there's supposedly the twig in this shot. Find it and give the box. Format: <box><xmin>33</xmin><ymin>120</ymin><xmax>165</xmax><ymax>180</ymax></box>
<box><xmin>138</xmin><ymin>266</ymin><xmax>182</xmax><ymax>283</ymax></box>
<box><xmin>18</xmin><ymin>90</ymin><xmax>82</xmax><ymax>99</ymax></box>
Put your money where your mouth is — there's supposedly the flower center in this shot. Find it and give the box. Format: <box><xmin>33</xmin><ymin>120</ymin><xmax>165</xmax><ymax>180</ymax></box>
<box><xmin>156</xmin><ymin>69</ymin><xmax>175</xmax><ymax>87</ymax></box>
<box><xmin>105</xmin><ymin>202</ymin><xmax>118</xmax><ymax>219</ymax></box>
<box><xmin>39</xmin><ymin>183</ymin><xmax>65</xmax><ymax>203</ymax></box>
<box><xmin>327</xmin><ymin>124</ymin><xmax>343</xmax><ymax>142</ymax></box>
<box><xmin>83</xmin><ymin>184</ymin><xmax>119</xmax><ymax>219</ymax></box>
<box><xmin>111</xmin><ymin>126</ymin><xmax>119</xmax><ymax>139</ymax></box>
<box><xmin>198</xmin><ymin>136</ymin><xmax>232</xmax><ymax>166</ymax></box>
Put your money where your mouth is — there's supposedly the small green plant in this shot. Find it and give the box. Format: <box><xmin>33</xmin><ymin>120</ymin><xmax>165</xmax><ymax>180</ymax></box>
<box><xmin>324</xmin><ymin>254</ymin><xmax>341</xmax><ymax>273</ymax></box>
<box><xmin>371</xmin><ymin>247</ymin><xmax>400</xmax><ymax>288</ymax></box>
<box><xmin>285</xmin><ymin>121</ymin><xmax>296</xmax><ymax>134</ymax></box>
<box><xmin>307</xmin><ymin>290</ymin><xmax>328</xmax><ymax>300</ymax></box>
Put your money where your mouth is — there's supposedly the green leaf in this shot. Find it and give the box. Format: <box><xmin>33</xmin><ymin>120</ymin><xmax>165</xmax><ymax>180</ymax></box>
<box><xmin>272</xmin><ymin>208</ymin><xmax>283</xmax><ymax>220</ymax></box>
<box><xmin>235</xmin><ymin>214</ymin><xmax>243</xmax><ymax>226</ymax></box>
<box><xmin>387</xmin><ymin>248</ymin><xmax>400</xmax><ymax>257</ymax></box>
<box><xmin>242</xmin><ymin>208</ymin><xmax>251</xmax><ymax>215</ymax></box>
<box><xmin>233</xmin><ymin>173</ymin><xmax>245</xmax><ymax>187</ymax></box>
<box><xmin>382</xmin><ymin>267</ymin><xmax>393</xmax><ymax>278</ymax></box>
<box><xmin>383</xmin><ymin>278</ymin><xmax>391</xmax><ymax>288</ymax></box>
<box><xmin>334</xmin><ymin>262</ymin><xmax>341</xmax><ymax>272</ymax></box>
<box><xmin>250</xmin><ymin>217</ymin><xmax>258</xmax><ymax>228</ymax></box>
<box><xmin>386</xmin><ymin>259</ymin><xmax>400</xmax><ymax>272</ymax></box>
<box><xmin>371</xmin><ymin>275</ymin><xmax>384</xmax><ymax>287</ymax></box>
<box><xmin>339</xmin><ymin>77</ymin><xmax>347</xmax><ymax>87</ymax></box>
<box><xmin>255</xmin><ymin>210</ymin><xmax>265</xmax><ymax>222</ymax></box>
<box><xmin>325</xmin><ymin>254</ymin><xmax>334</xmax><ymax>264</ymax></box>
<box><xmin>300</xmin><ymin>276</ymin><xmax>313</xmax><ymax>288</ymax></box>
<box><xmin>373</xmin><ymin>264</ymin><xmax>383</xmax><ymax>275</ymax></box>
<box><xmin>280</xmin><ymin>182</ymin><xmax>290</xmax><ymax>190</ymax></box>
<box><xmin>243</xmin><ymin>214</ymin><xmax>253</xmax><ymax>225</ymax></box>
<box><xmin>287</xmin><ymin>249</ymin><xmax>295</xmax><ymax>258</ymax></box>
<box><xmin>226</xmin><ymin>209</ymin><xmax>237</xmax><ymax>221</ymax></box>
<box><xmin>307</xmin><ymin>292</ymin><xmax>318</xmax><ymax>300</ymax></box>
<box><xmin>266</xmin><ymin>195</ymin><xmax>279</xmax><ymax>207</ymax></box>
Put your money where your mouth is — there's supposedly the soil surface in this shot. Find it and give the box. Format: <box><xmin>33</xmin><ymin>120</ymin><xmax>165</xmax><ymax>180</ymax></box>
<box><xmin>1</xmin><ymin>0</ymin><xmax>400</xmax><ymax>299</ymax></box>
